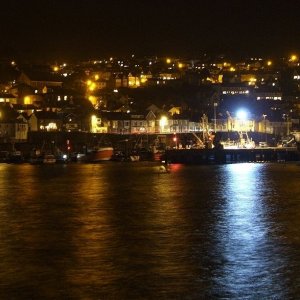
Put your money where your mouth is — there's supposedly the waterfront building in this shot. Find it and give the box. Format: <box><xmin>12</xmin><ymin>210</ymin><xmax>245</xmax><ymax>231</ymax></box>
<box><xmin>29</xmin><ymin>111</ymin><xmax>62</xmax><ymax>131</ymax></box>
<box><xmin>0</xmin><ymin>108</ymin><xmax>28</xmax><ymax>142</ymax></box>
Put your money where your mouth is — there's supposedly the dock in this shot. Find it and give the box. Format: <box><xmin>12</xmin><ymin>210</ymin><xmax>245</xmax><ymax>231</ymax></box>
<box><xmin>164</xmin><ymin>147</ymin><xmax>300</xmax><ymax>164</ymax></box>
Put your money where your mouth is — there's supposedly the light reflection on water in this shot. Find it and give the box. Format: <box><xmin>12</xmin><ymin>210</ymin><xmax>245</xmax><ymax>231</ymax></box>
<box><xmin>212</xmin><ymin>163</ymin><xmax>288</xmax><ymax>299</ymax></box>
<box><xmin>0</xmin><ymin>162</ymin><xmax>299</xmax><ymax>299</ymax></box>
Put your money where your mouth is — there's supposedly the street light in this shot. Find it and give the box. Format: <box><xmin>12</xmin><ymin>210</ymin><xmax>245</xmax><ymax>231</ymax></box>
<box><xmin>236</xmin><ymin>109</ymin><xmax>248</xmax><ymax>121</ymax></box>
<box><xmin>290</xmin><ymin>55</ymin><xmax>298</xmax><ymax>62</ymax></box>
<box><xmin>159</xmin><ymin>116</ymin><xmax>168</xmax><ymax>133</ymax></box>
<box><xmin>283</xmin><ymin>114</ymin><xmax>290</xmax><ymax>136</ymax></box>
<box><xmin>91</xmin><ymin>115</ymin><xmax>97</xmax><ymax>133</ymax></box>
<box><xmin>213</xmin><ymin>102</ymin><xmax>218</xmax><ymax>133</ymax></box>
<box><xmin>262</xmin><ymin>114</ymin><xmax>267</xmax><ymax>142</ymax></box>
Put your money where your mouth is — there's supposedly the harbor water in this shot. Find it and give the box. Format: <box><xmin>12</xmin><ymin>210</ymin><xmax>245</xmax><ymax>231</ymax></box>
<box><xmin>0</xmin><ymin>162</ymin><xmax>300</xmax><ymax>299</ymax></box>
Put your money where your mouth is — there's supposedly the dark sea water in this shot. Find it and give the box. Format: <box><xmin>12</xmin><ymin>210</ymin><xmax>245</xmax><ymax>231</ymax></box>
<box><xmin>0</xmin><ymin>162</ymin><xmax>300</xmax><ymax>299</ymax></box>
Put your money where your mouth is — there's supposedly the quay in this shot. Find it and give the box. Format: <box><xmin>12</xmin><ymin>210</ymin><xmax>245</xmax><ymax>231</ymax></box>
<box><xmin>164</xmin><ymin>147</ymin><xmax>300</xmax><ymax>164</ymax></box>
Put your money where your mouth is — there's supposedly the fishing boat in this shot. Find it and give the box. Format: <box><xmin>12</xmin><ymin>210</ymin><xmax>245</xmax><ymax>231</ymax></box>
<box><xmin>43</xmin><ymin>154</ymin><xmax>56</xmax><ymax>164</ymax></box>
<box><xmin>9</xmin><ymin>151</ymin><xmax>25</xmax><ymax>163</ymax></box>
<box><xmin>129</xmin><ymin>154</ymin><xmax>140</xmax><ymax>162</ymax></box>
<box><xmin>85</xmin><ymin>146</ymin><xmax>114</xmax><ymax>162</ymax></box>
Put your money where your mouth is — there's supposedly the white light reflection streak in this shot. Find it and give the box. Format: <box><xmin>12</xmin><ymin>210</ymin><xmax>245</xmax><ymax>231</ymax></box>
<box><xmin>214</xmin><ymin>163</ymin><xmax>286</xmax><ymax>299</ymax></box>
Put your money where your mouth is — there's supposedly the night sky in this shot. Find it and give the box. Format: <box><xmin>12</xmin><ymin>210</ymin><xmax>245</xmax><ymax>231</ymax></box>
<box><xmin>1</xmin><ymin>0</ymin><xmax>300</xmax><ymax>62</ymax></box>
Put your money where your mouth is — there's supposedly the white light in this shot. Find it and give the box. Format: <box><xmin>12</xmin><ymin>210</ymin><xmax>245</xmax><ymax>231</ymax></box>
<box><xmin>236</xmin><ymin>109</ymin><xmax>248</xmax><ymax>120</ymax></box>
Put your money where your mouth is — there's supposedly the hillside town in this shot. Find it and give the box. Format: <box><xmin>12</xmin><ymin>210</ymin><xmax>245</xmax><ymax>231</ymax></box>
<box><xmin>1</xmin><ymin>54</ymin><xmax>300</xmax><ymax>151</ymax></box>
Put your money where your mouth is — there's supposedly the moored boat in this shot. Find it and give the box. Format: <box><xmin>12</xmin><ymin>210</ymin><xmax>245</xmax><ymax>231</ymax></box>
<box><xmin>129</xmin><ymin>154</ymin><xmax>140</xmax><ymax>162</ymax></box>
<box><xmin>43</xmin><ymin>154</ymin><xmax>56</xmax><ymax>164</ymax></box>
<box><xmin>9</xmin><ymin>151</ymin><xmax>25</xmax><ymax>163</ymax></box>
<box><xmin>0</xmin><ymin>151</ymin><xmax>9</xmax><ymax>163</ymax></box>
<box><xmin>85</xmin><ymin>147</ymin><xmax>114</xmax><ymax>162</ymax></box>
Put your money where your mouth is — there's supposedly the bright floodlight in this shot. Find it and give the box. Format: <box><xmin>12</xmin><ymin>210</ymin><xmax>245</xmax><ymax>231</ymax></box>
<box><xmin>236</xmin><ymin>109</ymin><xmax>248</xmax><ymax>120</ymax></box>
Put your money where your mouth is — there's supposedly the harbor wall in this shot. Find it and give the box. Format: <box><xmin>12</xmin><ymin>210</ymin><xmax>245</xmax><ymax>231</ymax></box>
<box><xmin>165</xmin><ymin>148</ymin><xmax>300</xmax><ymax>164</ymax></box>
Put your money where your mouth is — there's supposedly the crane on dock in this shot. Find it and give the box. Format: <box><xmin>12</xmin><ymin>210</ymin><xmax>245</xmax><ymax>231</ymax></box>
<box><xmin>190</xmin><ymin>114</ymin><xmax>215</xmax><ymax>149</ymax></box>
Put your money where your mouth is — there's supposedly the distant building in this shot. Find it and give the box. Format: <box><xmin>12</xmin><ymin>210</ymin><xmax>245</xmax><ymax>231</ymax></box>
<box><xmin>220</xmin><ymin>83</ymin><xmax>252</xmax><ymax>96</ymax></box>
<box><xmin>29</xmin><ymin>111</ymin><xmax>62</xmax><ymax>131</ymax></box>
<box><xmin>0</xmin><ymin>93</ymin><xmax>17</xmax><ymax>104</ymax></box>
<box><xmin>254</xmin><ymin>88</ymin><xmax>282</xmax><ymax>101</ymax></box>
<box><xmin>18</xmin><ymin>70</ymin><xmax>63</xmax><ymax>92</ymax></box>
<box><xmin>0</xmin><ymin>108</ymin><xmax>28</xmax><ymax>142</ymax></box>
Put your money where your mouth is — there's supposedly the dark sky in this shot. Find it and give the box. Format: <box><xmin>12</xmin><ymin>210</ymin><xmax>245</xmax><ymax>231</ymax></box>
<box><xmin>1</xmin><ymin>0</ymin><xmax>300</xmax><ymax>62</ymax></box>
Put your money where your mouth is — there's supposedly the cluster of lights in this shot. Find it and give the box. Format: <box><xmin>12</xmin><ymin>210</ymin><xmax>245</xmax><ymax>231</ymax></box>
<box><xmin>222</xmin><ymin>90</ymin><xmax>250</xmax><ymax>95</ymax></box>
<box><xmin>87</xmin><ymin>80</ymin><xmax>96</xmax><ymax>91</ymax></box>
<box><xmin>257</xmin><ymin>96</ymin><xmax>282</xmax><ymax>100</ymax></box>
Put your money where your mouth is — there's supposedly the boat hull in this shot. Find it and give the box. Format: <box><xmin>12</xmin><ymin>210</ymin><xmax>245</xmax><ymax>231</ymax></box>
<box><xmin>86</xmin><ymin>147</ymin><xmax>114</xmax><ymax>162</ymax></box>
<box><xmin>43</xmin><ymin>155</ymin><xmax>56</xmax><ymax>164</ymax></box>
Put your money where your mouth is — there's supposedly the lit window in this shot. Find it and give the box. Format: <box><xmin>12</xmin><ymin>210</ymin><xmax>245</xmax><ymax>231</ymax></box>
<box><xmin>24</xmin><ymin>96</ymin><xmax>31</xmax><ymax>104</ymax></box>
<box><xmin>46</xmin><ymin>123</ymin><xmax>57</xmax><ymax>131</ymax></box>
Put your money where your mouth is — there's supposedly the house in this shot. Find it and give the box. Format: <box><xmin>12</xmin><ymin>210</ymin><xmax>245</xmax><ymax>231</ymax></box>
<box><xmin>0</xmin><ymin>119</ymin><xmax>28</xmax><ymax>142</ymax></box>
<box><xmin>61</xmin><ymin>112</ymin><xmax>82</xmax><ymax>132</ymax></box>
<box><xmin>128</xmin><ymin>72</ymin><xmax>141</xmax><ymax>88</ymax></box>
<box><xmin>90</xmin><ymin>112</ymin><xmax>107</xmax><ymax>133</ymax></box>
<box><xmin>254</xmin><ymin>87</ymin><xmax>282</xmax><ymax>101</ymax></box>
<box><xmin>145</xmin><ymin>110</ymin><xmax>157</xmax><ymax>133</ymax></box>
<box><xmin>13</xmin><ymin>104</ymin><xmax>39</xmax><ymax>117</ymax></box>
<box><xmin>0</xmin><ymin>106</ymin><xmax>28</xmax><ymax>142</ymax></box>
<box><xmin>29</xmin><ymin>111</ymin><xmax>62</xmax><ymax>131</ymax></box>
<box><xmin>101</xmin><ymin>112</ymin><xmax>131</xmax><ymax>134</ymax></box>
<box><xmin>169</xmin><ymin>113</ymin><xmax>190</xmax><ymax>133</ymax></box>
<box><xmin>9</xmin><ymin>83</ymin><xmax>42</xmax><ymax>105</ymax></box>
<box><xmin>219</xmin><ymin>83</ymin><xmax>252</xmax><ymax>96</ymax></box>
<box><xmin>0</xmin><ymin>93</ymin><xmax>17</xmax><ymax>104</ymax></box>
<box><xmin>100</xmin><ymin>111</ymin><xmax>159</xmax><ymax>134</ymax></box>
<box><xmin>18</xmin><ymin>69</ymin><xmax>63</xmax><ymax>92</ymax></box>
<box><xmin>168</xmin><ymin>106</ymin><xmax>181</xmax><ymax>116</ymax></box>
<box><xmin>130</xmin><ymin>114</ymin><xmax>148</xmax><ymax>133</ymax></box>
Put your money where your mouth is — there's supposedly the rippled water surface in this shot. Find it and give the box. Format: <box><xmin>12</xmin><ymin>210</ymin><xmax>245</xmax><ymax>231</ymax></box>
<box><xmin>0</xmin><ymin>162</ymin><xmax>300</xmax><ymax>299</ymax></box>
